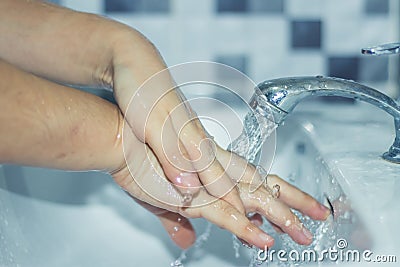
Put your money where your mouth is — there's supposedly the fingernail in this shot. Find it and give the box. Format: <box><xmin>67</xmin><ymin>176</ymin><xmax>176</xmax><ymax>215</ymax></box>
<box><xmin>302</xmin><ymin>228</ymin><xmax>313</xmax><ymax>240</ymax></box>
<box><xmin>260</xmin><ymin>233</ymin><xmax>274</xmax><ymax>244</ymax></box>
<box><xmin>319</xmin><ymin>204</ymin><xmax>331</xmax><ymax>218</ymax></box>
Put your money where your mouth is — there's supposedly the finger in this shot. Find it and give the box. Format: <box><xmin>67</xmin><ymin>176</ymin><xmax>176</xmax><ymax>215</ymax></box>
<box><xmin>120</xmin><ymin>74</ymin><xmax>202</xmax><ymax>196</ymax></box>
<box><xmin>116</xmin><ymin>126</ymin><xmax>264</xmax><ymax>249</ymax></box>
<box><xmin>237</xmin><ymin>213</ymin><xmax>263</xmax><ymax>247</ymax></box>
<box><xmin>116</xmin><ymin>142</ymin><xmax>270</xmax><ymax>250</ymax></box>
<box><xmin>240</xmin><ymin>184</ymin><xmax>313</xmax><ymax>246</ymax></box>
<box><xmin>176</xmin><ymin>115</ymin><xmax>245</xmax><ymax>212</ymax></box>
<box><xmin>146</xmin><ymin>110</ymin><xmax>202</xmax><ymax>196</ymax></box>
<box><xmin>248</xmin><ymin>214</ymin><xmax>289</xmax><ymax>235</ymax></box>
<box><xmin>117</xmin><ymin>124</ymin><xmax>238</xmax><ymax>210</ymax></box>
<box><xmin>248</xmin><ymin>213</ymin><xmax>263</xmax><ymax>227</ymax></box>
<box><xmin>270</xmin><ymin>222</ymin><xmax>284</xmax><ymax>234</ymax></box>
<box><xmin>216</xmin><ymin>147</ymin><xmax>330</xmax><ymax>220</ymax></box>
<box><xmin>134</xmin><ymin>199</ymin><xmax>196</xmax><ymax>249</ymax></box>
<box><xmin>115</xmin><ymin>124</ymin><xmax>187</xmax><ymax>209</ymax></box>
<box><xmin>266</xmin><ymin>175</ymin><xmax>330</xmax><ymax>220</ymax></box>
<box><xmin>183</xmin><ymin>196</ymin><xmax>274</xmax><ymax>250</ymax></box>
<box><xmin>145</xmin><ymin>92</ymin><xmax>245</xmax><ymax>211</ymax></box>
<box><xmin>216</xmin><ymin>146</ymin><xmax>259</xmax><ymax>185</ymax></box>
<box><xmin>158</xmin><ymin>212</ymin><xmax>196</xmax><ymax>249</ymax></box>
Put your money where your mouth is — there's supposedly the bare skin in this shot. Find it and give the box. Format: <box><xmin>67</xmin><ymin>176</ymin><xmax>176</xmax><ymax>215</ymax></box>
<box><xmin>0</xmin><ymin>60</ymin><xmax>330</xmax><ymax>249</ymax></box>
<box><xmin>0</xmin><ymin>0</ymin><xmax>246</xmax><ymax>213</ymax></box>
<box><xmin>0</xmin><ymin>0</ymin><xmax>330</xmax><ymax>250</ymax></box>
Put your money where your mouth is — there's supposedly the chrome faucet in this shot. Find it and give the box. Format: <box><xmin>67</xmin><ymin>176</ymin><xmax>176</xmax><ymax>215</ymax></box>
<box><xmin>362</xmin><ymin>42</ymin><xmax>400</xmax><ymax>55</ymax></box>
<box><xmin>251</xmin><ymin>76</ymin><xmax>400</xmax><ymax>163</ymax></box>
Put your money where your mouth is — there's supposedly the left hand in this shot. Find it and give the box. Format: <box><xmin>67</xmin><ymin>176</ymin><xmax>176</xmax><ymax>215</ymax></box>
<box><xmin>112</xmin><ymin>128</ymin><xmax>330</xmax><ymax>249</ymax></box>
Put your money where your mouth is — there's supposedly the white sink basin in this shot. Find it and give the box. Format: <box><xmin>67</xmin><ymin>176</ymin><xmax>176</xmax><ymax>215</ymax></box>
<box><xmin>0</xmin><ymin>101</ymin><xmax>398</xmax><ymax>266</ymax></box>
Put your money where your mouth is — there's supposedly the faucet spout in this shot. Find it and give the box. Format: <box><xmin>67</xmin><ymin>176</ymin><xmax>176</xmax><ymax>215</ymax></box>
<box><xmin>253</xmin><ymin>76</ymin><xmax>400</xmax><ymax>164</ymax></box>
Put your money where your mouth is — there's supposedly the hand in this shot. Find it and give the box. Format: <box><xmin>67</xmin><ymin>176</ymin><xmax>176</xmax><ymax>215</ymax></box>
<box><xmin>0</xmin><ymin>0</ymin><xmax>330</xmax><ymax>249</ymax></box>
<box><xmin>0</xmin><ymin>55</ymin><xmax>330</xmax><ymax>250</ymax></box>
<box><xmin>109</xmin><ymin>42</ymin><xmax>245</xmax><ymax>212</ymax></box>
<box><xmin>112</xmin><ymin>124</ymin><xmax>330</xmax><ymax>249</ymax></box>
<box><xmin>0</xmin><ymin>0</ymin><xmax>243</xmax><ymax>215</ymax></box>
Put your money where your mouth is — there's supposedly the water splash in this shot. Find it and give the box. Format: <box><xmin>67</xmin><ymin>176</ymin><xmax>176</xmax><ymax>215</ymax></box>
<box><xmin>228</xmin><ymin>105</ymin><xmax>277</xmax><ymax>164</ymax></box>
<box><xmin>171</xmin><ymin>222</ymin><xmax>213</xmax><ymax>267</ymax></box>
<box><xmin>171</xmin><ymin>94</ymin><xmax>341</xmax><ymax>266</ymax></box>
<box><xmin>232</xmin><ymin>235</ymin><xmax>241</xmax><ymax>258</ymax></box>
<box><xmin>171</xmin><ymin>97</ymin><xmax>279</xmax><ymax>266</ymax></box>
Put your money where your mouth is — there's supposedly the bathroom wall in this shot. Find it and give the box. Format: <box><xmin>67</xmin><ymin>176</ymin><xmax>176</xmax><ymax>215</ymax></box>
<box><xmin>53</xmin><ymin>0</ymin><xmax>399</xmax><ymax>98</ymax></box>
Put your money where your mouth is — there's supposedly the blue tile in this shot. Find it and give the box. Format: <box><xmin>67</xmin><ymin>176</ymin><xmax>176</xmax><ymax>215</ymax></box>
<box><xmin>248</xmin><ymin>0</ymin><xmax>284</xmax><ymax>13</ymax></box>
<box><xmin>359</xmin><ymin>57</ymin><xmax>388</xmax><ymax>82</ymax></box>
<box><xmin>105</xmin><ymin>0</ymin><xmax>136</xmax><ymax>12</ymax></box>
<box><xmin>217</xmin><ymin>0</ymin><xmax>247</xmax><ymax>13</ymax></box>
<box><xmin>141</xmin><ymin>0</ymin><xmax>170</xmax><ymax>13</ymax></box>
<box><xmin>217</xmin><ymin>0</ymin><xmax>284</xmax><ymax>14</ymax></box>
<box><xmin>291</xmin><ymin>20</ymin><xmax>322</xmax><ymax>49</ymax></box>
<box><xmin>105</xmin><ymin>0</ymin><xmax>170</xmax><ymax>13</ymax></box>
<box><xmin>328</xmin><ymin>57</ymin><xmax>360</xmax><ymax>81</ymax></box>
<box><xmin>365</xmin><ymin>0</ymin><xmax>389</xmax><ymax>15</ymax></box>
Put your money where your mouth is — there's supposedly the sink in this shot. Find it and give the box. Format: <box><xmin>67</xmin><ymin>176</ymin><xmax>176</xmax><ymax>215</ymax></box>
<box><xmin>296</xmin><ymin>102</ymin><xmax>400</xmax><ymax>263</ymax></box>
<box><xmin>2</xmin><ymin>98</ymin><xmax>386</xmax><ymax>266</ymax></box>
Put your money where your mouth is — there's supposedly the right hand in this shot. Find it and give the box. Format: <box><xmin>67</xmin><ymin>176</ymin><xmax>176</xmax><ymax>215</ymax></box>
<box><xmin>111</xmin><ymin>121</ymin><xmax>331</xmax><ymax>249</ymax></box>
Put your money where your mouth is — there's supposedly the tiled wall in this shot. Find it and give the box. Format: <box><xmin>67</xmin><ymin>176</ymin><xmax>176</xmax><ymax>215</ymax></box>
<box><xmin>56</xmin><ymin>0</ymin><xmax>400</xmax><ymax>98</ymax></box>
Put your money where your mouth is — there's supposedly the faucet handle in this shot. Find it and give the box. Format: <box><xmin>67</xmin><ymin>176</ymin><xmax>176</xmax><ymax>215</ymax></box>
<box><xmin>362</xmin><ymin>42</ymin><xmax>400</xmax><ymax>55</ymax></box>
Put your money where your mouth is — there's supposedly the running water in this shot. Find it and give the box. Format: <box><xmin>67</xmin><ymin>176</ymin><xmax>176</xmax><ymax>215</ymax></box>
<box><xmin>227</xmin><ymin>96</ymin><xmax>278</xmax><ymax>164</ymax></box>
<box><xmin>171</xmin><ymin>94</ymin><xmax>278</xmax><ymax>267</ymax></box>
<box><xmin>170</xmin><ymin>222</ymin><xmax>213</xmax><ymax>267</ymax></box>
<box><xmin>171</xmin><ymin>94</ymin><xmax>338</xmax><ymax>266</ymax></box>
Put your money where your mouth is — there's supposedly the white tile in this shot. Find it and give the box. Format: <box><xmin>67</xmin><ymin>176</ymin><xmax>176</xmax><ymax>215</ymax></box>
<box><xmin>324</xmin><ymin>0</ymin><xmax>364</xmax><ymax>19</ymax></box>
<box><xmin>251</xmin><ymin>50</ymin><xmax>288</xmax><ymax>82</ymax></box>
<box><xmin>325</xmin><ymin>16</ymin><xmax>393</xmax><ymax>54</ymax></box>
<box><xmin>261</xmin><ymin>52</ymin><xmax>325</xmax><ymax>81</ymax></box>
<box><xmin>173</xmin><ymin>0</ymin><xmax>214</xmax><ymax>17</ymax></box>
<box><xmin>212</xmin><ymin>17</ymin><xmax>252</xmax><ymax>53</ymax></box>
<box><xmin>283</xmin><ymin>52</ymin><xmax>325</xmax><ymax>77</ymax></box>
<box><xmin>287</xmin><ymin>0</ymin><xmax>323</xmax><ymax>18</ymax></box>
<box><xmin>179</xmin><ymin>20</ymin><xmax>215</xmax><ymax>62</ymax></box>
<box><xmin>359</xmin><ymin>18</ymin><xmax>396</xmax><ymax>46</ymax></box>
<box><xmin>325</xmin><ymin>17</ymin><xmax>363</xmax><ymax>54</ymax></box>
<box><xmin>247</xmin><ymin>18</ymin><xmax>289</xmax><ymax>81</ymax></box>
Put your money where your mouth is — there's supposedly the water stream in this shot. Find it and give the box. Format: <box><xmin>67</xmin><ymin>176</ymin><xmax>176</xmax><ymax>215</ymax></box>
<box><xmin>171</xmin><ymin>94</ymin><xmax>338</xmax><ymax>266</ymax></box>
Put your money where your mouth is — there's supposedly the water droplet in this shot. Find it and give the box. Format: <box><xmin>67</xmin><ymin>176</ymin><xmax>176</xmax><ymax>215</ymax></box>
<box><xmin>232</xmin><ymin>236</ymin><xmax>241</xmax><ymax>258</ymax></box>
<box><xmin>182</xmin><ymin>193</ymin><xmax>192</xmax><ymax>203</ymax></box>
<box><xmin>170</xmin><ymin>260</ymin><xmax>183</xmax><ymax>267</ymax></box>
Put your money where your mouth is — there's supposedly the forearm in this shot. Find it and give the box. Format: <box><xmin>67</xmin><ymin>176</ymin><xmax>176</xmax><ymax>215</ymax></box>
<box><xmin>0</xmin><ymin>0</ymin><xmax>165</xmax><ymax>88</ymax></box>
<box><xmin>0</xmin><ymin>59</ymin><xmax>124</xmax><ymax>172</ymax></box>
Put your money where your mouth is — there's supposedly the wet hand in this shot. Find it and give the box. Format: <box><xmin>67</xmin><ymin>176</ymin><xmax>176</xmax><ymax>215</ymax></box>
<box><xmin>110</xmin><ymin>61</ymin><xmax>245</xmax><ymax>214</ymax></box>
<box><xmin>111</xmin><ymin>126</ymin><xmax>330</xmax><ymax>249</ymax></box>
<box><xmin>217</xmin><ymin>148</ymin><xmax>331</xmax><ymax>246</ymax></box>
